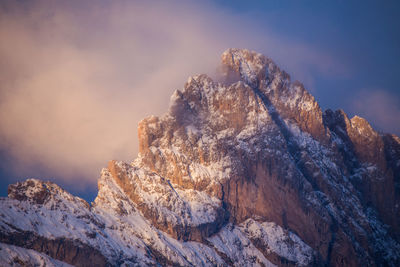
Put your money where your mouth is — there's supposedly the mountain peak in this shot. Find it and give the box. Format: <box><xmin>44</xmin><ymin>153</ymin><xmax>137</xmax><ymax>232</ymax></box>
<box><xmin>350</xmin><ymin>115</ymin><xmax>376</xmax><ymax>136</ymax></box>
<box><xmin>8</xmin><ymin>178</ymin><xmax>90</xmax><ymax>208</ymax></box>
<box><xmin>221</xmin><ymin>48</ymin><xmax>272</xmax><ymax>87</ymax></box>
<box><xmin>8</xmin><ymin>179</ymin><xmax>51</xmax><ymax>204</ymax></box>
<box><xmin>1</xmin><ymin>49</ymin><xmax>400</xmax><ymax>266</ymax></box>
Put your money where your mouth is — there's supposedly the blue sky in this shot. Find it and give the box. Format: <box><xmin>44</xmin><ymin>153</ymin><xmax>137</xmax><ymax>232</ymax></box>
<box><xmin>0</xmin><ymin>0</ymin><xmax>399</xmax><ymax>201</ymax></box>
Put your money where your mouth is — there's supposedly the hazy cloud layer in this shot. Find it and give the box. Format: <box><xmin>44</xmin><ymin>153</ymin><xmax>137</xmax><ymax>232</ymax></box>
<box><xmin>0</xmin><ymin>0</ymin><xmax>347</xmax><ymax>190</ymax></box>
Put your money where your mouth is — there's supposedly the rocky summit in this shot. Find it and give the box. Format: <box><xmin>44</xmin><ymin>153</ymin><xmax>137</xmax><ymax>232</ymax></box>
<box><xmin>1</xmin><ymin>49</ymin><xmax>399</xmax><ymax>267</ymax></box>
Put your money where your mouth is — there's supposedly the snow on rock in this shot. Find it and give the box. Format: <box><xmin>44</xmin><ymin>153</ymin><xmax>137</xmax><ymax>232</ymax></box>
<box><xmin>104</xmin><ymin>160</ymin><xmax>227</xmax><ymax>242</ymax></box>
<box><xmin>94</xmin><ymin>172</ymin><xmax>226</xmax><ymax>266</ymax></box>
<box><xmin>239</xmin><ymin>219</ymin><xmax>314</xmax><ymax>266</ymax></box>
<box><xmin>207</xmin><ymin>224</ymin><xmax>276</xmax><ymax>267</ymax></box>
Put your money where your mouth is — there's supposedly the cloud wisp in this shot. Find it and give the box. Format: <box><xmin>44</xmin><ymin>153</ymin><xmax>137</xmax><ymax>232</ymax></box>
<box><xmin>0</xmin><ymin>0</ymin><xmax>346</xmax><ymax>190</ymax></box>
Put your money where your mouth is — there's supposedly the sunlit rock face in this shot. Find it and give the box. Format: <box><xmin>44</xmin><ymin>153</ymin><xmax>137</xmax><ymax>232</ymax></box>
<box><xmin>1</xmin><ymin>49</ymin><xmax>400</xmax><ymax>266</ymax></box>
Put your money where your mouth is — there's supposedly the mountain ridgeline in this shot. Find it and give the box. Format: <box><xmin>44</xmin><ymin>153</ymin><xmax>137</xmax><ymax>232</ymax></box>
<box><xmin>1</xmin><ymin>49</ymin><xmax>399</xmax><ymax>266</ymax></box>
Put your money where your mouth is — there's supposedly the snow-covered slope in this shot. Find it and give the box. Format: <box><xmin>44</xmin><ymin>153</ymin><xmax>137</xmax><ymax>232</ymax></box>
<box><xmin>1</xmin><ymin>49</ymin><xmax>399</xmax><ymax>266</ymax></box>
<box><xmin>0</xmin><ymin>177</ymin><xmax>311</xmax><ymax>266</ymax></box>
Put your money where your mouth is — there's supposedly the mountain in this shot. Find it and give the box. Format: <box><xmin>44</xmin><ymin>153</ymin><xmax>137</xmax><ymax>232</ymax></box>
<box><xmin>1</xmin><ymin>49</ymin><xmax>399</xmax><ymax>267</ymax></box>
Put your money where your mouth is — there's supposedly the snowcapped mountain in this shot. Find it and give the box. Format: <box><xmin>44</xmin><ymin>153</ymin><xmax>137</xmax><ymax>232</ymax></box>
<box><xmin>1</xmin><ymin>49</ymin><xmax>399</xmax><ymax>266</ymax></box>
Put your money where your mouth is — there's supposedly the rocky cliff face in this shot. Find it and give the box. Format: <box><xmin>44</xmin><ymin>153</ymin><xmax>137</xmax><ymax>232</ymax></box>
<box><xmin>1</xmin><ymin>49</ymin><xmax>399</xmax><ymax>266</ymax></box>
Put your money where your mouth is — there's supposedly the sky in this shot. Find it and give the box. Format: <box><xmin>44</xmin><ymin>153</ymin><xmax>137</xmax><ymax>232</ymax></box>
<box><xmin>1</xmin><ymin>0</ymin><xmax>399</xmax><ymax>202</ymax></box>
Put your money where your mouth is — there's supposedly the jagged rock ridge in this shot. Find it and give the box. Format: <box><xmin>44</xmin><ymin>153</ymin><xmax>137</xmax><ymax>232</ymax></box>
<box><xmin>1</xmin><ymin>49</ymin><xmax>399</xmax><ymax>266</ymax></box>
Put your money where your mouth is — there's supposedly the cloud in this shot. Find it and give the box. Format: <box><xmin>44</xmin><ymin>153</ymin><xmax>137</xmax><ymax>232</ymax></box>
<box><xmin>0</xmin><ymin>0</ymin><xmax>345</xmax><ymax>190</ymax></box>
<box><xmin>348</xmin><ymin>89</ymin><xmax>400</xmax><ymax>135</ymax></box>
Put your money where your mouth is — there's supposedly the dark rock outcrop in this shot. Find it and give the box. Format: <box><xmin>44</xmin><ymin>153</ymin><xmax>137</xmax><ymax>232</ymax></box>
<box><xmin>0</xmin><ymin>229</ymin><xmax>109</xmax><ymax>267</ymax></box>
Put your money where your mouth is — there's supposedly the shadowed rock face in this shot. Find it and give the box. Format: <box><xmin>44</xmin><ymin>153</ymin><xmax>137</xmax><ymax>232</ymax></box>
<box><xmin>1</xmin><ymin>49</ymin><xmax>400</xmax><ymax>266</ymax></box>
<box><xmin>323</xmin><ymin>110</ymin><xmax>400</xmax><ymax>240</ymax></box>
<box><xmin>0</xmin><ymin>229</ymin><xmax>109</xmax><ymax>267</ymax></box>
